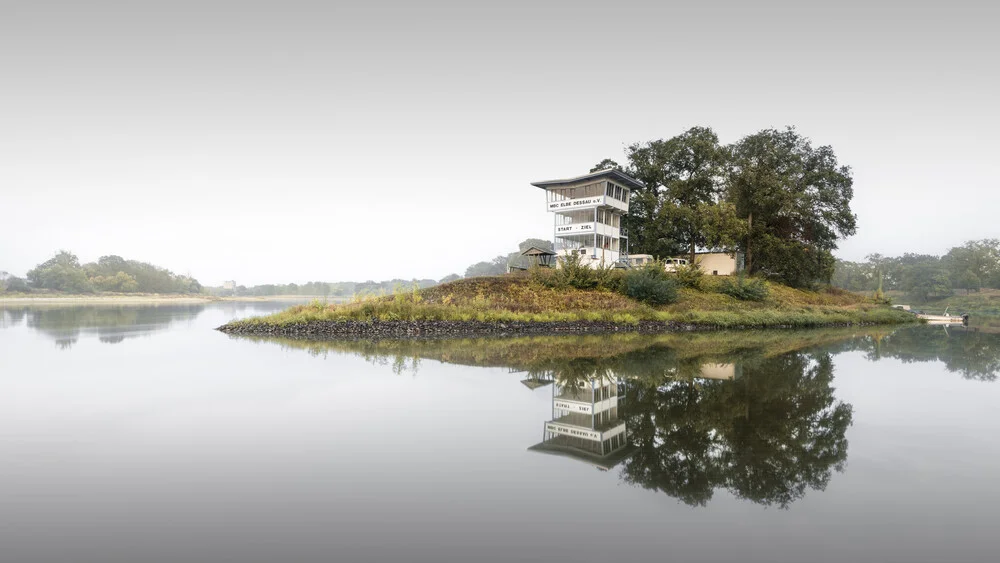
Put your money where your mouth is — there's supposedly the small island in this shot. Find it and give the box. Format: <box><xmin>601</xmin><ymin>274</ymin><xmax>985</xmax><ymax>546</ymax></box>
<box><xmin>220</xmin><ymin>156</ymin><xmax>915</xmax><ymax>339</ymax></box>
<box><xmin>217</xmin><ymin>272</ymin><xmax>914</xmax><ymax>338</ymax></box>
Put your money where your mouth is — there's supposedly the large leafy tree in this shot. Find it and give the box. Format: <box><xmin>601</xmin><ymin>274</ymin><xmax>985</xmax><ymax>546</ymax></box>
<box><xmin>597</xmin><ymin>127</ymin><xmax>735</xmax><ymax>261</ymax></box>
<box><xmin>631</xmin><ymin>127</ymin><xmax>731</xmax><ymax>263</ymax></box>
<box><xmin>726</xmin><ymin>127</ymin><xmax>857</xmax><ymax>286</ymax></box>
<box><xmin>943</xmin><ymin>239</ymin><xmax>1000</xmax><ymax>292</ymax></box>
<box><xmin>593</xmin><ymin>152</ymin><xmax>671</xmax><ymax>258</ymax></box>
<box><xmin>26</xmin><ymin>251</ymin><xmax>94</xmax><ymax>293</ymax></box>
<box><xmin>902</xmin><ymin>261</ymin><xmax>952</xmax><ymax>302</ymax></box>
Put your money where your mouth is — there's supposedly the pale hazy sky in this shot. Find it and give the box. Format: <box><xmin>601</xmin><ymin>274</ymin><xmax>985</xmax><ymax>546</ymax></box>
<box><xmin>2</xmin><ymin>0</ymin><xmax>997</xmax><ymax>286</ymax></box>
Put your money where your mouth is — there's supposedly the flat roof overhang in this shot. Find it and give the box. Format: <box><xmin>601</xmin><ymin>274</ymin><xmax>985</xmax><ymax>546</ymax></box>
<box><xmin>527</xmin><ymin>442</ymin><xmax>638</xmax><ymax>471</ymax></box>
<box><xmin>531</xmin><ymin>168</ymin><xmax>645</xmax><ymax>191</ymax></box>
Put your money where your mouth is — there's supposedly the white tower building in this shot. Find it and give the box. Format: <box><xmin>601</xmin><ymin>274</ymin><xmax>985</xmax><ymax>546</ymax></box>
<box><xmin>531</xmin><ymin>169</ymin><xmax>644</xmax><ymax>268</ymax></box>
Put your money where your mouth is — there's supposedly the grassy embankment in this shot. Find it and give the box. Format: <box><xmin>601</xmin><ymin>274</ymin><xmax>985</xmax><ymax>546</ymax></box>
<box><xmin>226</xmin><ymin>274</ymin><xmax>914</xmax><ymax>330</ymax></box>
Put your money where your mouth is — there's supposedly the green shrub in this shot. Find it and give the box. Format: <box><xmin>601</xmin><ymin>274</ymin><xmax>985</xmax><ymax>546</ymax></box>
<box><xmin>559</xmin><ymin>253</ymin><xmax>599</xmax><ymax>289</ymax></box>
<box><xmin>673</xmin><ymin>263</ymin><xmax>705</xmax><ymax>289</ymax></box>
<box><xmin>718</xmin><ymin>274</ymin><xmax>770</xmax><ymax>301</ymax></box>
<box><xmin>599</xmin><ymin>267</ymin><xmax>627</xmax><ymax>293</ymax></box>
<box><xmin>623</xmin><ymin>264</ymin><xmax>678</xmax><ymax>305</ymax></box>
<box><xmin>532</xmin><ymin>254</ymin><xmax>623</xmax><ymax>291</ymax></box>
<box><xmin>528</xmin><ymin>265</ymin><xmax>557</xmax><ymax>287</ymax></box>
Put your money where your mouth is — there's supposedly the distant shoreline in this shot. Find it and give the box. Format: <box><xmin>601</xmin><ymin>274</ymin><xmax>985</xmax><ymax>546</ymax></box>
<box><xmin>0</xmin><ymin>294</ymin><xmax>337</xmax><ymax>305</ymax></box>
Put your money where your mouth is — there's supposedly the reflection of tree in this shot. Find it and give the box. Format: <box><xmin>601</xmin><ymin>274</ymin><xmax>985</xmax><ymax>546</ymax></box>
<box><xmin>625</xmin><ymin>378</ymin><xmax>721</xmax><ymax>506</ymax></box>
<box><xmin>99</xmin><ymin>335</ymin><xmax>127</xmax><ymax>345</ymax></box>
<box><xmin>879</xmin><ymin>327</ymin><xmax>1000</xmax><ymax>382</ymax></box>
<box><xmin>824</xmin><ymin>326</ymin><xmax>1000</xmax><ymax>382</ymax></box>
<box><xmin>622</xmin><ymin>351</ymin><xmax>851</xmax><ymax>508</ymax></box>
<box><xmin>2</xmin><ymin>308</ymin><xmax>27</xmax><ymax>327</ymax></box>
<box><xmin>552</xmin><ymin>359</ymin><xmax>615</xmax><ymax>399</ymax></box>
<box><xmin>19</xmin><ymin>305</ymin><xmax>205</xmax><ymax>346</ymax></box>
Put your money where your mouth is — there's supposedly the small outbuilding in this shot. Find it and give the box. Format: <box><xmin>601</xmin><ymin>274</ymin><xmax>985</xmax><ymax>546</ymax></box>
<box><xmin>508</xmin><ymin>246</ymin><xmax>558</xmax><ymax>272</ymax></box>
<box><xmin>688</xmin><ymin>251</ymin><xmax>744</xmax><ymax>276</ymax></box>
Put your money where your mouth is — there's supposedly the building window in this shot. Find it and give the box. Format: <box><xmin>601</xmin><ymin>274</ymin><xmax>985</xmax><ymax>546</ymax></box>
<box><xmin>713</xmin><ymin>270</ymin><xmax>719</xmax><ymax>276</ymax></box>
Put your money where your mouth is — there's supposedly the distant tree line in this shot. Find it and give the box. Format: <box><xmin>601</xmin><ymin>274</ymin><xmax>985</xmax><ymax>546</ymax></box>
<box><xmin>207</xmin><ymin>278</ymin><xmax>444</xmax><ymax>298</ymax></box>
<box><xmin>219</xmin><ymin>238</ymin><xmax>557</xmax><ymax>298</ymax></box>
<box><xmin>832</xmin><ymin>239</ymin><xmax>1000</xmax><ymax>301</ymax></box>
<box><xmin>1</xmin><ymin>251</ymin><xmax>202</xmax><ymax>294</ymax></box>
<box><xmin>594</xmin><ymin>126</ymin><xmax>856</xmax><ymax>288</ymax></box>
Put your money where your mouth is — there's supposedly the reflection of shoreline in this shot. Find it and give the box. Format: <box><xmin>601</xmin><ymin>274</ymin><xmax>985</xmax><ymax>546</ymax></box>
<box><xmin>2</xmin><ymin>301</ymin><xmax>310</xmax><ymax>348</ymax></box>
<box><xmin>0</xmin><ymin>295</ymin><xmax>329</xmax><ymax>304</ymax></box>
<box><xmin>2</xmin><ymin>304</ymin><xmax>209</xmax><ymax>348</ymax></box>
<box><xmin>233</xmin><ymin>327</ymin><xmax>880</xmax><ymax>370</ymax></box>
<box><xmin>1</xmin><ymin>296</ymin><xmax>215</xmax><ymax>304</ymax></box>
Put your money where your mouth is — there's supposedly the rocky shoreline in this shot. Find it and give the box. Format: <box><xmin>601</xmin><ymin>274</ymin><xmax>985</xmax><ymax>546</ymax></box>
<box><xmin>216</xmin><ymin>319</ymin><xmax>703</xmax><ymax>338</ymax></box>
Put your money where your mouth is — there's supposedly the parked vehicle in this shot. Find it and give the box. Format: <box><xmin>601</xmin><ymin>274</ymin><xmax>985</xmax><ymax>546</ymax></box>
<box><xmin>663</xmin><ymin>258</ymin><xmax>689</xmax><ymax>272</ymax></box>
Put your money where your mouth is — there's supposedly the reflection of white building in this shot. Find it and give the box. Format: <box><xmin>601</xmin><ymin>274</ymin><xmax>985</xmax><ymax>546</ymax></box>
<box><xmin>699</xmin><ymin>363</ymin><xmax>741</xmax><ymax>380</ymax></box>
<box><xmin>529</xmin><ymin>373</ymin><xmax>634</xmax><ymax>470</ymax></box>
<box><xmin>532</xmin><ymin>169</ymin><xmax>644</xmax><ymax>268</ymax></box>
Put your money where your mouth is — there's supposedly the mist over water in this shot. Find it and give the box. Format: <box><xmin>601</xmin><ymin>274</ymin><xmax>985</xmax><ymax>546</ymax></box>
<box><xmin>1</xmin><ymin>304</ymin><xmax>999</xmax><ymax>562</ymax></box>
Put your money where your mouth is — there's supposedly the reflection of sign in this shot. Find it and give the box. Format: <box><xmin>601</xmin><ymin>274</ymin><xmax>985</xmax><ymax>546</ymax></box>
<box><xmin>548</xmin><ymin>196</ymin><xmax>605</xmax><ymax>211</ymax></box>
<box><xmin>555</xmin><ymin>223</ymin><xmax>594</xmax><ymax>235</ymax></box>
<box><xmin>554</xmin><ymin>400</ymin><xmax>592</xmax><ymax>414</ymax></box>
<box><xmin>545</xmin><ymin>423</ymin><xmax>601</xmax><ymax>441</ymax></box>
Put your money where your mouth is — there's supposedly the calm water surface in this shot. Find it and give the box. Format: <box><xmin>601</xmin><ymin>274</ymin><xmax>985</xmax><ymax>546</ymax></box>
<box><xmin>1</xmin><ymin>303</ymin><xmax>999</xmax><ymax>563</ymax></box>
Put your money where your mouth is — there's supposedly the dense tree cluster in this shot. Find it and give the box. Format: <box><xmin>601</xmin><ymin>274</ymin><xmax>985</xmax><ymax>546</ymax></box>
<box><xmin>595</xmin><ymin>126</ymin><xmax>856</xmax><ymax>288</ymax></box>
<box><xmin>11</xmin><ymin>251</ymin><xmax>203</xmax><ymax>294</ymax></box>
<box><xmin>0</xmin><ymin>270</ymin><xmax>30</xmax><ymax>293</ymax></box>
<box><xmin>832</xmin><ymin>239</ymin><xmax>1000</xmax><ymax>301</ymax></box>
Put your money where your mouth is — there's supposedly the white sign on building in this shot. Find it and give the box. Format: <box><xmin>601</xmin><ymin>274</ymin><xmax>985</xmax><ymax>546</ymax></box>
<box><xmin>545</xmin><ymin>423</ymin><xmax>601</xmax><ymax>441</ymax></box>
<box><xmin>554</xmin><ymin>400</ymin><xmax>593</xmax><ymax>414</ymax></box>
<box><xmin>555</xmin><ymin>223</ymin><xmax>594</xmax><ymax>235</ymax></box>
<box><xmin>547</xmin><ymin>196</ymin><xmax>605</xmax><ymax>211</ymax></box>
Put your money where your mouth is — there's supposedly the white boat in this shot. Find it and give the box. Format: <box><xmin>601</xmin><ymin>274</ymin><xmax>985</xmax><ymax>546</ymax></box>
<box><xmin>916</xmin><ymin>307</ymin><xmax>968</xmax><ymax>324</ymax></box>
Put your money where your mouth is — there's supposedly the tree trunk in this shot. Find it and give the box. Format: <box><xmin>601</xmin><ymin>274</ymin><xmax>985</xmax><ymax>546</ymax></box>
<box><xmin>689</xmin><ymin>241</ymin><xmax>696</xmax><ymax>267</ymax></box>
<box><xmin>746</xmin><ymin>212</ymin><xmax>753</xmax><ymax>274</ymax></box>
